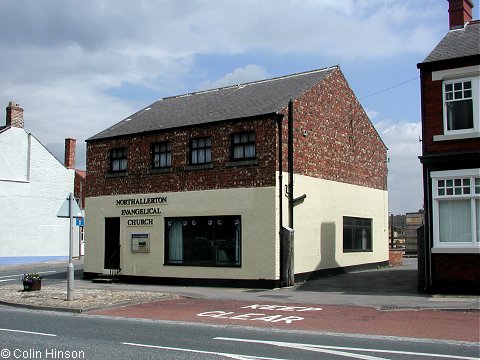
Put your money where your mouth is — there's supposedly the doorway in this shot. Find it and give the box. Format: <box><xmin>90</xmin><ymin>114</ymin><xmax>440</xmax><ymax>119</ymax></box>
<box><xmin>104</xmin><ymin>217</ymin><xmax>120</xmax><ymax>269</ymax></box>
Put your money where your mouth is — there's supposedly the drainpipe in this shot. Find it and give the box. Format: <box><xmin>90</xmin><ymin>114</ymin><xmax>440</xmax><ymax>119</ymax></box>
<box><xmin>277</xmin><ymin>115</ymin><xmax>284</xmax><ymax>286</ymax></box>
<box><xmin>288</xmin><ymin>100</ymin><xmax>294</xmax><ymax>229</ymax></box>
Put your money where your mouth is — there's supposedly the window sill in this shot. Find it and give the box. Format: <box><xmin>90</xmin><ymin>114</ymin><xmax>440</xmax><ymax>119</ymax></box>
<box><xmin>432</xmin><ymin>247</ymin><xmax>480</xmax><ymax>254</ymax></box>
<box><xmin>106</xmin><ymin>172</ymin><xmax>128</xmax><ymax>178</ymax></box>
<box><xmin>343</xmin><ymin>249</ymin><xmax>373</xmax><ymax>253</ymax></box>
<box><xmin>184</xmin><ymin>163</ymin><xmax>214</xmax><ymax>171</ymax></box>
<box><xmin>149</xmin><ymin>167</ymin><xmax>172</xmax><ymax>174</ymax></box>
<box><xmin>164</xmin><ymin>262</ymin><xmax>241</xmax><ymax>268</ymax></box>
<box><xmin>433</xmin><ymin>132</ymin><xmax>480</xmax><ymax>142</ymax></box>
<box><xmin>226</xmin><ymin>159</ymin><xmax>259</xmax><ymax>167</ymax></box>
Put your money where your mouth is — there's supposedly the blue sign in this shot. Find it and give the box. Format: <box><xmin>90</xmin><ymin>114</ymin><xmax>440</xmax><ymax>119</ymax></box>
<box><xmin>76</xmin><ymin>217</ymin><xmax>85</xmax><ymax>227</ymax></box>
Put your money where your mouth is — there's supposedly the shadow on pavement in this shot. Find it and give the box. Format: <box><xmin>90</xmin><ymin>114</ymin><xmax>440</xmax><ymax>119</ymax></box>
<box><xmin>295</xmin><ymin>258</ymin><xmax>423</xmax><ymax>296</ymax></box>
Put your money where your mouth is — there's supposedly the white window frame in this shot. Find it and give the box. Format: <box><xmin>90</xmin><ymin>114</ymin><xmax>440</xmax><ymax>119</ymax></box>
<box><xmin>431</xmin><ymin>169</ymin><xmax>480</xmax><ymax>253</ymax></box>
<box><xmin>432</xmin><ymin>66</ymin><xmax>480</xmax><ymax>142</ymax></box>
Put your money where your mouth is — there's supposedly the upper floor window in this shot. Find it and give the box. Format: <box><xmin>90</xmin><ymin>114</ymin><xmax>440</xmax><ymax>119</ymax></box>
<box><xmin>152</xmin><ymin>141</ymin><xmax>172</xmax><ymax>169</ymax></box>
<box><xmin>190</xmin><ymin>137</ymin><xmax>211</xmax><ymax>165</ymax></box>
<box><xmin>110</xmin><ymin>147</ymin><xmax>127</xmax><ymax>173</ymax></box>
<box><xmin>431</xmin><ymin>169</ymin><xmax>480</xmax><ymax>251</ymax></box>
<box><xmin>442</xmin><ymin>77</ymin><xmax>479</xmax><ymax>136</ymax></box>
<box><xmin>444</xmin><ymin>79</ymin><xmax>474</xmax><ymax>131</ymax></box>
<box><xmin>232</xmin><ymin>132</ymin><xmax>256</xmax><ymax>161</ymax></box>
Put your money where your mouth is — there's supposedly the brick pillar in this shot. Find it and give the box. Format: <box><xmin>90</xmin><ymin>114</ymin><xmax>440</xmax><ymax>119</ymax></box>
<box><xmin>65</xmin><ymin>138</ymin><xmax>76</xmax><ymax>169</ymax></box>
<box><xmin>5</xmin><ymin>101</ymin><xmax>24</xmax><ymax>128</ymax></box>
<box><xmin>448</xmin><ymin>0</ymin><xmax>473</xmax><ymax>29</ymax></box>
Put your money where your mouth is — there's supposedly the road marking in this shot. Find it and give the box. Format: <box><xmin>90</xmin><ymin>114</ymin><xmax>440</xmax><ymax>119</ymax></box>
<box><xmin>122</xmin><ymin>342</ymin><xmax>289</xmax><ymax>360</ymax></box>
<box><xmin>0</xmin><ymin>279</ymin><xmax>16</xmax><ymax>283</ymax></box>
<box><xmin>215</xmin><ymin>337</ymin><xmax>479</xmax><ymax>360</ymax></box>
<box><xmin>0</xmin><ymin>328</ymin><xmax>57</xmax><ymax>337</ymax></box>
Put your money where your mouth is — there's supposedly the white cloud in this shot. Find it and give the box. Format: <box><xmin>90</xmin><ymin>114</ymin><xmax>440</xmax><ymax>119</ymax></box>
<box><xmin>0</xmin><ymin>0</ymin><xmax>448</xmax><ymax>177</ymax></box>
<box><xmin>197</xmin><ymin>64</ymin><xmax>270</xmax><ymax>90</ymax></box>
<box><xmin>375</xmin><ymin>119</ymin><xmax>423</xmax><ymax>214</ymax></box>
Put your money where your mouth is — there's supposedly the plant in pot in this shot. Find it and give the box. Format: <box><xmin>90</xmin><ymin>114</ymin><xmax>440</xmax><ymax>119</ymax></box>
<box><xmin>21</xmin><ymin>273</ymin><xmax>42</xmax><ymax>291</ymax></box>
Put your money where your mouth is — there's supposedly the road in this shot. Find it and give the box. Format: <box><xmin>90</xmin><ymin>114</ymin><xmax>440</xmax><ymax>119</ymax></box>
<box><xmin>0</xmin><ymin>306</ymin><xmax>478</xmax><ymax>360</ymax></box>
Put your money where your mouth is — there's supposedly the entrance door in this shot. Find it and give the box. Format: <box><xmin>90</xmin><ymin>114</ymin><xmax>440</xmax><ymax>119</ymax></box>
<box><xmin>104</xmin><ymin>217</ymin><xmax>120</xmax><ymax>269</ymax></box>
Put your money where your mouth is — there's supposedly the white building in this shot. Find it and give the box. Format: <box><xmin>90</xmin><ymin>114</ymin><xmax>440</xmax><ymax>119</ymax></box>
<box><xmin>0</xmin><ymin>101</ymin><xmax>82</xmax><ymax>265</ymax></box>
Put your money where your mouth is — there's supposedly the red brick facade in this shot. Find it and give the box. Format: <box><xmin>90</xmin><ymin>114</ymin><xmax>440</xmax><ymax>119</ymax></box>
<box><xmin>86</xmin><ymin>118</ymin><xmax>278</xmax><ymax>197</ymax></box>
<box><xmin>86</xmin><ymin>68</ymin><xmax>387</xmax><ymax>198</ymax></box>
<box><xmin>279</xmin><ymin>69</ymin><xmax>387</xmax><ymax>191</ymax></box>
<box><xmin>419</xmin><ymin>58</ymin><xmax>480</xmax><ymax>155</ymax></box>
<box><xmin>433</xmin><ymin>254</ymin><xmax>480</xmax><ymax>292</ymax></box>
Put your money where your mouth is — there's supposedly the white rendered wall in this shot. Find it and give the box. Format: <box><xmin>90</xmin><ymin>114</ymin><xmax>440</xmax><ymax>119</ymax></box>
<box><xmin>0</xmin><ymin>127</ymin><xmax>76</xmax><ymax>258</ymax></box>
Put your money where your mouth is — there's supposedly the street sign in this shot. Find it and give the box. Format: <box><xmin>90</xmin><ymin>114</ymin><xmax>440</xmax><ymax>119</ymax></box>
<box><xmin>76</xmin><ymin>217</ymin><xmax>85</xmax><ymax>227</ymax></box>
<box><xmin>57</xmin><ymin>196</ymin><xmax>83</xmax><ymax>218</ymax></box>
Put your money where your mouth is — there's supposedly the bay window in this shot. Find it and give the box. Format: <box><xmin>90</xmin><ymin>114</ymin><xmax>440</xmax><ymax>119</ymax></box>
<box><xmin>431</xmin><ymin>169</ymin><xmax>480</xmax><ymax>251</ymax></box>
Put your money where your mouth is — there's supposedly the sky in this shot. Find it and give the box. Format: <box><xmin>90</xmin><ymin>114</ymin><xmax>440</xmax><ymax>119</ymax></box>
<box><xmin>0</xmin><ymin>0</ymin><xmax>478</xmax><ymax>215</ymax></box>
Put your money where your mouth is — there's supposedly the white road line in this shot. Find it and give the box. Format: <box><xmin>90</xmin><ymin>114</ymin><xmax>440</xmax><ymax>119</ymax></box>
<box><xmin>0</xmin><ymin>279</ymin><xmax>16</xmax><ymax>283</ymax></box>
<box><xmin>0</xmin><ymin>328</ymin><xmax>57</xmax><ymax>337</ymax></box>
<box><xmin>122</xmin><ymin>342</ymin><xmax>290</xmax><ymax>360</ymax></box>
<box><xmin>215</xmin><ymin>337</ymin><xmax>479</xmax><ymax>360</ymax></box>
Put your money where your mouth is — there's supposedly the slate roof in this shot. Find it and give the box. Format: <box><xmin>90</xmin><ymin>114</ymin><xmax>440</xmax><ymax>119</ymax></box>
<box><xmin>421</xmin><ymin>20</ymin><xmax>480</xmax><ymax>63</ymax></box>
<box><xmin>88</xmin><ymin>66</ymin><xmax>338</xmax><ymax>141</ymax></box>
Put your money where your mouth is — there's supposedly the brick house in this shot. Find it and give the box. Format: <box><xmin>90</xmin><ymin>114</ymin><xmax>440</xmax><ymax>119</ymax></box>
<box><xmin>417</xmin><ymin>0</ymin><xmax>480</xmax><ymax>293</ymax></box>
<box><xmin>0</xmin><ymin>102</ymin><xmax>85</xmax><ymax>264</ymax></box>
<box><xmin>84</xmin><ymin>66</ymin><xmax>389</xmax><ymax>287</ymax></box>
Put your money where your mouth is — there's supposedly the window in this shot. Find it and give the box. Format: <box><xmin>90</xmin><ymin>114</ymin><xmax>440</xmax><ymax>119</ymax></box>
<box><xmin>431</xmin><ymin>169</ymin><xmax>480</xmax><ymax>250</ymax></box>
<box><xmin>165</xmin><ymin>216</ymin><xmax>241</xmax><ymax>266</ymax></box>
<box><xmin>442</xmin><ymin>77</ymin><xmax>479</xmax><ymax>136</ymax></box>
<box><xmin>110</xmin><ymin>148</ymin><xmax>127</xmax><ymax>173</ymax></box>
<box><xmin>190</xmin><ymin>137</ymin><xmax>211</xmax><ymax>165</ymax></box>
<box><xmin>232</xmin><ymin>132</ymin><xmax>256</xmax><ymax>160</ymax></box>
<box><xmin>152</xmin><ymin>141</ymin><xmax>172</xmax><ymax>169</ymax></box>
<box><xmin>343</xmin><ymin>217</ymin><xmax>372</xmax><ymax>252</ymax></box>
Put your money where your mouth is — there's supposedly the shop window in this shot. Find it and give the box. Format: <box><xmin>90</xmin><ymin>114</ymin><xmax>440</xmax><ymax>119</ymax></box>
<box><xmin>190</xmin><ymin>137</ymin><xmax>211</xmax><ymax>165</ymax></box>
<box><xmin>431</xmin><ymin>169</ymin><xmax>480</xmax><ymax>250</ymax></box>
<box><xmin>165</xmin><ymin>216</ymin><xmax>241</xmax><ymax>266</ymax></box>
<box><xmin>152</xmin><ymin>141</ymin><xmax>172</xmax><ymax>169</ymax></box>
<box><xmin>232</xmin><ymin>132</ymin><xmax>256</xmax><ymax>160</ymax></box>
<box><xmin>110</xmin><ymin>147</ymin><xmax>127</xmax><ymax>173</ymax></box>
<box><xmin>343</xmin><ymin>216</ymin><xmax>372</xmax><ymax>252</ymax></box>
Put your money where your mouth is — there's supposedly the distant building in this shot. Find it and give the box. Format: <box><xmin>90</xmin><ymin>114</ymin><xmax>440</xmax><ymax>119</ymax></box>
<box><xmin>417</xmin><ymin>0</ymin><xmax>479</xmax><ymax>292</ymax></box>
<box><xmin>0</xmin><ymin>102</ymin><xmax>85</xmax><ymax>264</ymax></box>
<box><xmin>405</xmin><ymin>211</ymin><xmax>424</xmax><ymax>255</ymax></box>
<box><xmin>84</xmin><ymin>66</ymin><xmax>389</xmax><ymax>287</ymax></box>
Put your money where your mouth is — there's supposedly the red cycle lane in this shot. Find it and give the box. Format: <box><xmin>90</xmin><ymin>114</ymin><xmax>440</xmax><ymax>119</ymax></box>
<box><xmin>89</xmin><ymin>298</ymin><xmax>480</xmax><ymax>343</ymax></box>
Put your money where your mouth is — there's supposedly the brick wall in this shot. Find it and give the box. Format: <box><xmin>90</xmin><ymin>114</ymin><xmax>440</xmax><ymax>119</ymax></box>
<box><xmin>86</xmin><ymin>118</ymin><xmax>277</xmax><ymax>197</ymax></box>
<box><xmin>87</xmin><ymin>68</ymin><xmax>387</xmax><ymax>197</ymax></box>
<box><xmin>432</xmin><ymin>253</ymin><xmax>480</xmax><ymax>292</ymax></box>
<box><xmin>278</xmin><ymin>69</ymin><xmax>388</xmax><ymax>191</ymax></box>
<box><xmin>419</xmin><ymin>58</ymin><xmax>480</xmax><ymax>155</ymax></box>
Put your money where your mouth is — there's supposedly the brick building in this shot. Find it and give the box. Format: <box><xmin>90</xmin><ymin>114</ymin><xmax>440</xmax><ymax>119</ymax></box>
<box><xmin>417</xmin><ymin>0</ymin><xmax>480</xmax><ymax>293</ymax></box>
<box><xmin>84</xmin><ymin>66</ymin><xmax>389</xmax><ymax>287</ymax></box>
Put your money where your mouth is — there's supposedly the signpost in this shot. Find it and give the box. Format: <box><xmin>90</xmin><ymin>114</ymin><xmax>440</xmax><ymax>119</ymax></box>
<box><xmin>57</xmin><ymin>193</ymin><xmax>83</xmax><ymax>301</ymax></box>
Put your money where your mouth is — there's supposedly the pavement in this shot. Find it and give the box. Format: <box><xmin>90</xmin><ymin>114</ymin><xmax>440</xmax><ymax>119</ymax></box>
<box><xmin>1</xmin><ymin>257</ymin><xmax>479</xmax><ymax>343</ymax></box>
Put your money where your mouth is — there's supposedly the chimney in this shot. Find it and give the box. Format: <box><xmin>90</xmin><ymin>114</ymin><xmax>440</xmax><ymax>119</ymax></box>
<box><xmin>64</xmin><ymin>138</ymin><xmax>76</xmax><ymax>169</ymax></box>
<box><xmin>448</xmin><ymin>0</ymin><xmax>474</xmax><ymax>29</ymax></box>
<box><xmin>5</xmin><ymin>101</ymin><xmax>24</xmax><ymax>128</ymax></box>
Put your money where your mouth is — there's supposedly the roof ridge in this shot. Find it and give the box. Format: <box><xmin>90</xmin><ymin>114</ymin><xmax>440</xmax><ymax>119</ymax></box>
<box><xmin>161</xmin><ymin>65</ymin><xmax>339</xmax><ymax>101</ymax></box>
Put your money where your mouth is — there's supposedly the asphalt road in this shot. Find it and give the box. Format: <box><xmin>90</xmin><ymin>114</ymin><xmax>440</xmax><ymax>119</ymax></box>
<box><xmin>0</xmin><ymin>306</ymin><xmax>478</xmax><ymax>360</ymax></box>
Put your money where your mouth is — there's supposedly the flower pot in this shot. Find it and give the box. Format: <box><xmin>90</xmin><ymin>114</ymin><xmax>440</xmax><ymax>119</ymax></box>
<box><xmin>23</xmin><ymin>280</ymin><xmax>41</xmax><ymax>292</ymax></box>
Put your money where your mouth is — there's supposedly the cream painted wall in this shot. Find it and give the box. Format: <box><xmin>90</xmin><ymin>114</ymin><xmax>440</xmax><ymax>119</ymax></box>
<box><xmin>84</xmin><ymin>187</ymin><xmax>278</xmax><ymax>280</ymax></box>
<box><xmin>276</xmin><ymin>172</ymin><xmax>389</xmax><ymax>275</ymax></box>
